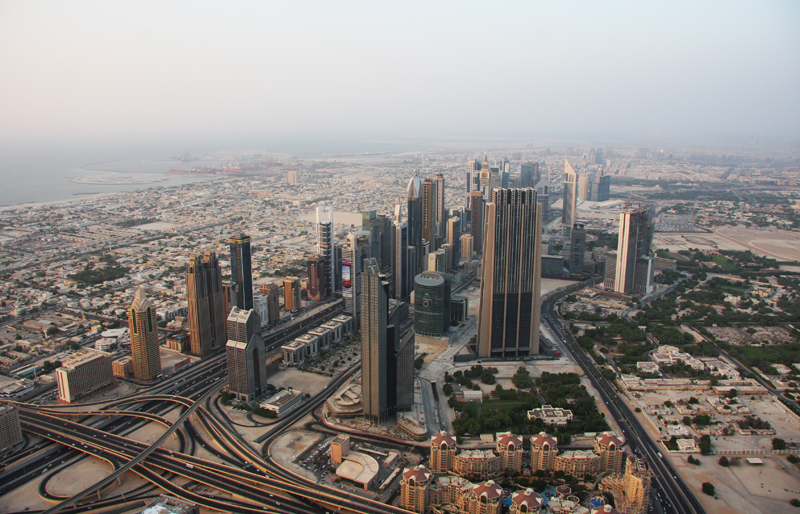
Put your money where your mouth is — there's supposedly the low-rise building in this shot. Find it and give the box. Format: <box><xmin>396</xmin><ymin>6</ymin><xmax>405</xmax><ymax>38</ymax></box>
<box><xmin>139</xmin><ymin>494</ymin><xmax>198</xmax><ymax>514</ymax></box>
<box><xmin>281</xmin><ymin>340</ymin><xmax>306</xmax><ymax>366</ymax></box>
<box><xmin>56</xmin><ymin>349</ymin><xmax>113</xmax><ymax>402</ymax></box>
<box><xmin>112</xmin><ymin>356</ymin><xmax>133</xmax><ymax>378</ymax></box>
<box><xmin>527</xmin><ymin>405</ymin><xmax>574</xmax><ymax>426</ymax></box>
<box><xmin>259</xmin><ymin>389</ymin><xmax>303</xmax><ymax>418</ymax></box>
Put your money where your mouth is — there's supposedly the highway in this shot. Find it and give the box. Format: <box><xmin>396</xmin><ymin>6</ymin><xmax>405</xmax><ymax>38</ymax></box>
<box><xmin>542</xmin><ymin>283</ymin><xmax>706</xmax><ymax>514</ymax></box>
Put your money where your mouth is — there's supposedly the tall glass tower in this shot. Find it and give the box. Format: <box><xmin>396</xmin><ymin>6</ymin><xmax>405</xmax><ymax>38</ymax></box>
<box><xmin>229</xmin><ymin>233</ymin><xmax>253</xmax><ymax>311</ymax></box>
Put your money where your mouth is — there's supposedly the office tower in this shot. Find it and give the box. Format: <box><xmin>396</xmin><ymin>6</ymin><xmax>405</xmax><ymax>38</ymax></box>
<box><xmin>258</xmin><ymin>284</ymin><xmax>281</xmax><ymax>323</ymax></box>
<box><xmin>562</xmin><ymin>156</ymin><xmax>577</xmax><ymax>230</ymax></box>
<box><xmin>407</xmin><ymin>172</ymin><xmax>424</xmax><ymax>274</ymax></box>
<box><xmin>222</xmin><ymin>282</ymin><xmax>236</xmax><ymax>318</ymax></box>
<box><xmin>361</xmin><ymin>258</ymin><xmax>412</xmax><ymax>424</ymax></box>
<box><xmin>253</xmin><ymin>294</ymin><xmax>269</xmax><ymax>327</ymax></box>
<box><xmin>433</xmin><ymin>172</ymin><xmax>446</xmax><ymax>241</ymax></box>
<box><xmin>414</xmin><ymin>272</ymin><xmax>451</xmax><ymax>337</ymax></box>
<box><xmin>447</xmin><ymin>216</ymin><xmax>461</xmax><ymax>266</ymax></box>
<box><xmin>591</xmin><ymin>168</ymin><xmax>611</xmax><ymax>202</ymax></box>
<box><xmin>520</xmin><ymin>162</ymin><xmax>538</xmax><ymax>188</ymax></box>
<box><xmin>460</xmin><ymin>234</ymin><xmax>473</xmax><ymax>260</ymax></box>
<box><xmin>283</xmin><ymin>276</ymin><xmax>301</xmax><ymax>312</ymax></box>
<box><xmin>478</xmin><ymin>188</ymin><xmax>542</xmax><ymax>357</ymax></box>
<box><xmin>537</xmin><ymin>186</ymin><xmax>550</xmax><ymax>223</ymax></box>
<box><xmin>421</xmin><ymin>178</ymin><xmax>435</xmax><ymax>245</ymax></box>
<box><xmin>608</xmin><ymin>207</ymin><xmax>653</xmax><ymax>295</ymax></box>
<box><xmin>128</xmin><ymin>286</ymin><xmax>161</xmax><ymax>380</ymax></box>
<box><xmin>55</xmin><ymin>349</ymin><xmax>113</xmax><ymax>402</ymax></box>
<box><xmin>466</xmin><ymin>159</ymin><xmax>481</xmax><ymax>207</ymax></box>
<box><xmin>479</xmin><ymin>157</ymin><xmax>491</xmax><ymax>202</ymax></box>
<box><xmin>316</xmin><ymin>206</ymin><xmax>335</xmax><ymax>297</ymax></box>
<box><xmin>229</xmin><ymin>233</ymin><xmax>253</xmax><ymax>310</ymax></box>
<box><xmin>343</xmin><ymin>231</ymin><xmax>371</xmax><ymax>327</ymax></box>
<box><xmin>392</xmin><ymin>222</ymin><xmax>410</xmax><ymax>300</ymax></box>
<box><xmin>225</xmin><ymin>308</ymin><xmax>265</xmax><ymax>402</ymax></box>
<box><xmin>578</xmin><ymin>173</ymin><xmax>590</xmax><ymax>200</ymax></box>
<box><xmin>469</xmin><ymin>191</ymin><xmax>484</xmax><ymax>254</ymax></box>
<box><xmin>361</xmin><ymin>258</ymin><xmax>390</xmax><ymax>423</ymax></box>
<box><xmin>501</xmin><ymin>161</ymin><xmax>510</xmax><ymax>189</ymax></box>
<box><xmin>362</xmin><ymin>210</ymin><xmax>392</xmax><ymax>269</ymax></box>
<box><xmin>427</xmin><ymin>249</ymin><xmax>447</xmax><ymax>273</ymax></box>
<box><xmin>0</xmin><ymin>404</ymin><xmax>23</xmax><ymax>453</ymax></box>
<box><xmin>569</xmin><ymin>223</ymin><xmax>586</xmax><ymax>272</ymax></box>
<box><xmin>307</xmin><ymin>254</ymin><xmax>327</xmax><ymax>302</ymax></box>
<box><xmin>186</xmin><ymin>251</ymin><xmax>226</xmax><ymax>357</ymax></box>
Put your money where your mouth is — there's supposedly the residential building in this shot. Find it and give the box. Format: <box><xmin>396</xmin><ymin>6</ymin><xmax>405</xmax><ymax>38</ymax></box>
<box><xmin>530</xmin><ymin>432</ymin><xmax>559</xmax><ymax>472</ymax></box>
<box><xmin>509</xmin><ymin>489</ymin><xmax>543</xmax><ymax>514</ymax></box>
<box><xmin>316</xmin><ymin>206</ymin><xmax>336</xmax><ymax>296</ymax></box>
<box><xmin>0</xmin><ymin>403</ymin><xmax>23</xmax><ymax>453</ymax></box>
<box><xmin>284</xmin><ymin>276</ymin><xmax>301</xmax><ymax>312</ymax></box>
<box><xmin>56</xmin><ymin>349</ymin><xmax>113</xmax><ymax>403</ymax></box>
<box><xmin>307</xmin><ymin>253</ymin><xmax>327</xmax><ymax>302</ymax></box>
<box><xmin>460</xmin><ymin>234</ymin><xmax>473</xmax><ymax>261</ymax></box>
<box><xmin>259</xmin><ymin>283</ymin><xmax>281</xmax><ymax>324</ymax></box>
<box><xmin>112</xmin><ymin>356</ymin><xmax>133</xmax><ymax>378</ymax></box>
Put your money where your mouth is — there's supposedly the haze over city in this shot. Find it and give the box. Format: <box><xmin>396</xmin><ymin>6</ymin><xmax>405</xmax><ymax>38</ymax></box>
<box><xmin>3</xmin><ymin>3</ymin><xmax>800</xmax><ymax>514</ymax></box>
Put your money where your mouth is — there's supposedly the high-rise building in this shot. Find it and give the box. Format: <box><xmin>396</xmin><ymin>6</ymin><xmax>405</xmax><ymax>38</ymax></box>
<box><xmin>446</xmin><ymin>216</ymin><xmax>461</xmax><ymax>267</ymax></box>
<box><xmin>578</xmin><ymin>173</ymin><xmax>590</xmax><ymax>200</ymax></box>
<box><xmin>520</xmin><ymin>162</ymin><xmax>538</xmax><ymax>188</ymax></box>
<box><xmin>283</xmin><ymin>276</ymin><xmax>301</xmax><ymax>312</ymax></box>
<box><xmin>222</xmin><ymin>282</ymin><xmax>236</xmax><ymax>318</ymax></box>
<box><xmin>562</xmin><ymin>156</ymin><xmax>577</xmax><ymax>230</ymax></box>
<box><xmin>407</xmin><ymin>172</ymin><xmax>424</xmax><ymax>274</ymax></box>
<box><xmin>392</xmin><ymin>222</ymin><xmax>410</xmax><ymax>300</ymax></box>
<box><xmin>259</xmin><ymin>284</ymin><xmax>281</xmax><ymax>324</ymax></box>
<box><xmin>421</xmin><ymin>178</ymin><xmax>435</xmax><ymax>246</ymax></box>
<box><xmin>427</xmin><ymin>249</ymin><xmax>447</xmax><ymax>273</ymax></box>
<box><xmin>186</xmin><ymin>252</ymin><xmax>226</xmax><ymax>357</ymax></box>
<box><xmin>598</xmin><ymin>456</ymin><xmax>651</xmax><ymax>514</ymax></box>
<box><xmin>316</xmin><ymin>206</ymin><xmax>335</xmax><ymax>297</ymax></box>
<box><xmin>466</xmin><ymin>159</ymin><xmax>481</xmax><ymax>207</ymax></box>
<box><xmin>469</xmin><ymin>191</ymin><xmax>484</xmax><ymax>254</ymax></box>
<box><xmin>229</xmin><ymin>233</ymin><xmax>253</xmax><ymax>310</ymax></box>
<box><xmin>569</xmin><ymin>223</ymin><xmax>586</xmax><ymax>273</ymax></box>
<box><xmin>537</xmin><ymin>185</ymin><xmax>550</xmax><ymax>223</ymax></box>
<box><xmin>361</xmin><ymin>258</ymin><xmax>412</xmax><ymax>423</ymax></box>
<box><xmin>460</xmin><ymin>234</ymin><xmax>473</xmax><ymax>260</ymax></box>
<box><xmin>414</xmin><ymin>272</ymin><xmax>451</xmax><ymax>337</ymax></box>
<box><xmin>479</xmin><ymin>157</ymin><xmax>491</xmax><ymax>202</ymax></box>
<box><xmin>307</xmin><ymin>254</ymin><xmax>327</xmax><ymax>302</ymax></box>
<box><xmin>362</xmin><ymin>210</ymin><xmax>392</xmax><ymax>269</ymax></box>
<box><xmin>253</xmin><ymin>294</ymin><xmax>269</xmax><ymax>327</ymax></box>
<box><xmin>225</xmin><ymin>308</ymin><xmax>265</xmax><ymax>402</ymax></box>
<box><xmin>128</xmin><ymin>286</ymin><xmax>161</xmax><ymax>380</ymax></box>
<box><xmin>344</xmin><ymin>231</ymin><xmax>371</xmax><ymax>327</ymax></box>
<box><xmin>433</xmin><ymin>172</ymin><xmax>446</xmax><ymax>241</ymax></box>
<box><xmin>607</xmin><ymin>207</ymin><xmax>653</xmax><ymax>295</ymax></box>
<box><xmin>478</xmin><ymin>188</ymin><xmax>542</xmax><ymax>357</ymax></box>
<box><xmin>0</xmin><ymin>403</ymin><xmax>23</xmax><ymax>453</ymax></box>
<box><xmin>591</xmin><ymin>168</ymin><xmax>611</xmax><ymax>202</ymax></box>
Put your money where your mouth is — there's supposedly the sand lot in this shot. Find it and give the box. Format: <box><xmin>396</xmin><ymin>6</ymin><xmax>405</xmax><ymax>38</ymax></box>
<box><xmin>653</xmin><ymin>225</ymin><xmax>800</xmax><ymax>262</ymax></box>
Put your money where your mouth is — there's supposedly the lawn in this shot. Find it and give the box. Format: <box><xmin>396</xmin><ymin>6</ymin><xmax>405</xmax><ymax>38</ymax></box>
<box><xmin>711</xmin><ymin>254</ymin><xmax>736</xmax><ymax>271</ymax></box>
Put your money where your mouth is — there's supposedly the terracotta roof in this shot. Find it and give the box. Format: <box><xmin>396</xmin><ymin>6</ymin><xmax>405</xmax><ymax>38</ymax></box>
<box><xmin>402</xmin><ymin>465</ymin><xmax>432</xmax><ymax>484</ymax></box>
<box><xmin>431</xmin><ymin>431</ymin><xmax>457</xmax><ymax>448</ymax></box>
<box><xmin>471</xmin><ymin>480</ymin><xmax>502</xmax><ymax>500</ymax></box>
<box><xmin>530</xmin><ymin>432</ymin><xmax>558</xmax><ymax>448</ymax></box>
<box><xmin>512</xmin><ymin>489</ymin><xmax>542</xmax><ymax>508</ymax></box>
<box><xmin>596</xmin><ymin>432</ymin><xmax>624</xmax><ymax>448</ymax></box>
<box><xmin>592</xmin><ymin>506</ymin><xmax>621</xmax><ymax>514</ymax></box>
<box><xmin>496</xmin><ymin>431</ymin><xmax>523</xmax><ymax>448</ymax></box>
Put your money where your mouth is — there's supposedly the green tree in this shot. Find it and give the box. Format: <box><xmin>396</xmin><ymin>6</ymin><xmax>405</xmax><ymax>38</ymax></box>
<box><xmin>414</xmin><ymin>357</ymin><xmax>424</xmax><ymax>370</ymax></box>
<box><xmin>790</xmin><ymin>499</ymin><xmax>800</xmax><ymax>508</ymax></box>
<box><xmin>699</xmin><ymin>435</ymin><xmax>712</xmax><ymax>455</ymax></box>
<box><xmin>773</xmin><ymin>438</ymin><xmax>787</xmax><ymax>451</ymax></box>
<box><xmin>702</xmin><ymin>482</ymin><xmax>715</xmax><ymax>496</ymax></box>
<box><xmin>719</xmin><ymin>456</ymin><xmax>729</xmax><ymax>467</ymax></box>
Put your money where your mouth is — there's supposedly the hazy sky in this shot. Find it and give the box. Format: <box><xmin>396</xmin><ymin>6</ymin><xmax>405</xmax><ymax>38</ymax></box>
<box><xmin>1</xmin><ymin>1</ymin><xmax>799</xmax><ymax>148</ymax></box>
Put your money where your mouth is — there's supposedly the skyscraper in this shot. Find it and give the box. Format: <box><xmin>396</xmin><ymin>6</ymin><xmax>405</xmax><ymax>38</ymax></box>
<box><xmin>421</xmin><ymin>178</ymin><xmax>435</xmax><ymax>245</ymax></box>
<box><xmin>607</xmin><ymin>207</ymin><xmax>653</xmax><ymax>295</ymax></box>
<box><xmin>569</xmin><ymin>223</ymin><xmax>586</xmax><ymax>273</ymax></box>
<box><xmin>229</xmin><ymin>233</ymin><xmax>253</xmax><ymax>311</ymax></box>
<box><xmin>225</xmin><ymin>308</ymin><xmax>265</xmax><ymax>402</ymax></box>
<box><xmin>562</xmin><ymin>156</ymin><xmax>577</xmax><ymax>230</ymax></box>
<box><xmin>284</xmin><ymin>276</ymin><xmax>301</xmax><ymax>312</ymax></box>
<box><xmin>479</xmin><ymin>157</ymin><xmax>491</xmax><ymax>202</ymax></box>
<box><xmin>446</xmin><ymin>216</ymin><xmax>461</xmax><ymax>268</ymax></box>
<box><xmin>460</xmin><ymin>234</ymin><xmax>473</xmax><ymax>260</ymax></box>
<box><xmin>591</xmin><ymin>168</ymin><xmax>611</xmax><ymax>202</ymax></box>
<box><xmin>128</xmin><ymin>286</ymin><xmax>161</xmax><ymax>380</ymax></box>
<box><xmin>186</xmin><ymin>251</ymin><xmax>226</xmax><ymax>357</ymax></box>
<box><xmin>362</xmin><ymin>210</ymin><xmax>392</xmax><ymax>269</ymax></box>
<box><xmin>307</xmin><ymin>254</ymin><xmax>327</xmax><ymax>302</ymax></box>
<box><xmin>469</xmin><ymin>191</ymin><xmax>484</xmax><ymax>254</ymax></box>
<box><xmin>433</xmin><ymin>172</ymin><xmax>446</xmax><ymax>241</ymax></box>
<box><xmin>414</xmin><ymin>272</ymin><xmax>451</xmax><ymax>337</ymax></box>
<box><xmin>316</xmin><ymin>206</ymin><xmax>335</xmax><ymax>296</ymax></box>
<box><xmin>361</xmin><ymin>258</ymin><xmax>413</xmax><ymax>423</ymax></box>
<box><xmin>478</xmin><ymin>188</ymin><xmax>542</xmax><ymax>357</ymax></box>
<box><xmin>466</xmin><ymin>159</ymin><xmax>481</xmax><ymax>207</ymax></box>
<box><xmin>520</xmin><ymin>162</ymin><xmax>538</xmax><ymax>188</ymax></box>
<box><xmin>259</xmin><ymin>283</ymin><xmax>281</xmax><ymax>323</ymax></box>
<box><xmin>392</xmin><ymin>222</ymin><xmax>410</xmax><ymax>300</ymax></box>
<box><xmin>578</xmin><ymin>173</ymin><xmax>590</xmax><ymax>200</ymax></box>
<box><xmin>343</xmin><ymin>231</ymin><xmax>371</xmax><ymax>327</ymax></box>
<box><xmin>407</xmin><ymin>172</ymin><xmax>423</xmax><ymax>273</ymax></box>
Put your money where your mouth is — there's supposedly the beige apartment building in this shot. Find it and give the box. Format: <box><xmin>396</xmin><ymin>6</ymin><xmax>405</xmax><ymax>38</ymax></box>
<box><xmin>56</xmin><ymin>349</ymin><xmax>113</xmax><ymax>402</ymax></box>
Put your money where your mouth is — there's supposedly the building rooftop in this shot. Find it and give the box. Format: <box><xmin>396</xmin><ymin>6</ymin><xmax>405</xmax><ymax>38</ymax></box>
<box><xmin>336</xmin><ymin>451</ymin><xmax>380</xmax><ymax>486</ymax></box>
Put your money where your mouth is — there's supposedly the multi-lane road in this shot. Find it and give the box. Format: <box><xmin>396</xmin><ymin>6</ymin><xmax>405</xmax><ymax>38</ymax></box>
<box><xmin>542</xmin><ymin>283</ymin><xmax>705</xmax><ymax>514</ymax></box>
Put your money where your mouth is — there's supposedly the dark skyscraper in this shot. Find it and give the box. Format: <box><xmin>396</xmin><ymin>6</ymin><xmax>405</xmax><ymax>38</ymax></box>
<box><xmin>606</xmin><ymin>207</ymin><xmax>653</xmax><ymax>295</ymax></box>
<box><xmin>591</xmin><ymin>169</ymin><xmax>611</xmax><ymax>202</ymax></box>
<box><xmin>187</xmin><ymin>251</ymin><xmax>226</xmax><ymax>357</ymax></box>
<box><xmin>363</xmin><ymin>210</ymin><xmax>392</xmax><ymax>269</ymax></box>
<box><xmin>562</xmin><ymin>156</ymin><xmax>577</xmax><ymax>230</ymax></box>
<box><xmin>229</xmin><ymin>233</ymin><xmax>253</xmax><ymax>311</ymax></box>
<box><xmin>433</xmin><ymin>172</ymin><xmax>446</xmax><ymax>242</ymax></box>
<box><xmin>520</xmin><ymin>162</ymin><xmax>538</xmax><ymax>188</ymax></box>
<box><xmin>469</xmin><ymin>191</ymin><xmax>484</xmax><ymax>254</ymax></box>
<box><xmin>316</xmin><ymin>206</ymin><xmax>335</xmax><ymax>297</ymax></box>
<box><xmin>414</xmin><ymin>272</ymin><xmax>451</xmax><ymax>337</ymax></box>
<box><xmin>421</xmin><ymin>178</ymin><xmax>435</xmax><ymax>245</ymax></box>
<box><xmin>407</xmin><ymin>171</ymin><xmax>423</xmax><ymax>273</ymax></box>
<box><xmin>393</xmin><ymin>222</ymin><xmax>410</xmax><ymax>300</ymax></box>
<box><xmin>466</xmin><ymin>159</ymin><xmax>481</xmax><ymax>207</ymax></box>
<box><xmin>361</xmin><ymin>258</ymin><xmax>413</xmax><ymax>423</ymax></box>
<box><xmin>478</xmin><ymin>188</ymin><xmax>542</xmax><ymax>358</ymax></box>
<box><xmin>569</xmin><ymin>223</ymin><xmax>586</xmax><ymax>272</ymax></box>
<box><xmin>307</xmin><ymin>254</ymin><xmax>327</xmax><ymax>302</ymax></box>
